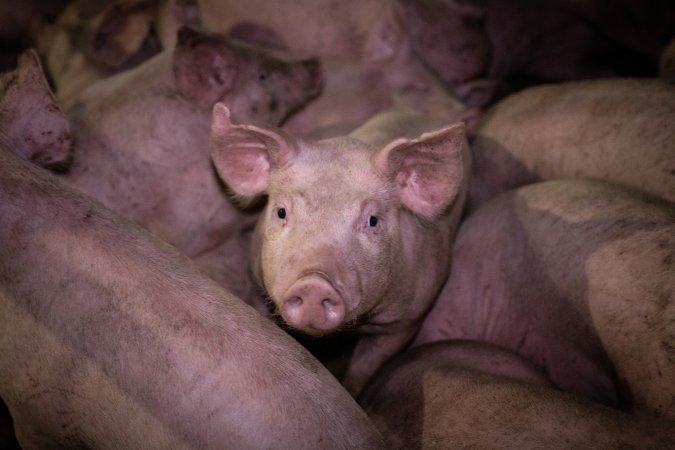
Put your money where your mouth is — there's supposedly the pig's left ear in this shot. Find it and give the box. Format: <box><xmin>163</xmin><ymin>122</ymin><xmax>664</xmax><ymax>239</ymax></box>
<box><xmin>210</xmin><ymin>103</ymin><xmax>297</xmax><ymax>197</ymax></box>
<box><xmin>372</xmin><ymin>122</ymin><xmax>465</xmax><ymax>217</ymax></box>
<box><xmin>0</xmin><ymin>49</ymin><xmax>72</xmax><ymax>169</ymax></box>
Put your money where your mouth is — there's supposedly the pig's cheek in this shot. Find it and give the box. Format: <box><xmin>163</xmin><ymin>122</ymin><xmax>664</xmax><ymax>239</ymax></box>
<box><xmin>259</xmin><ymin>217</ymin><xmax>290</xmax><ymax>300</ymax></box>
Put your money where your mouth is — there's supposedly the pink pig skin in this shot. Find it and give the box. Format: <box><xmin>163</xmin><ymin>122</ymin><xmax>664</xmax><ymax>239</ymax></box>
<box><xmin>359</xmin><ymin>341</ymin><xmax>675</xmax><ymax>449</ymax></box>
<box><xmin>0</xmin><ymin>148</ymin><xmax>384</xmax><ymax>449</ymax></box>
<box><xmin>416</xmin><ymin>179</ymin><xmax>675</xmax><ymax>418</ymax></box>
<box><xmin>468</xmin><ymin>78</ymin><xmax>675</xmax><ymax>211</ymax></box>
<box><xmin>211</xmin><ymin>105</ymin><xmax>470</xmax><ymax>395</ymax></box>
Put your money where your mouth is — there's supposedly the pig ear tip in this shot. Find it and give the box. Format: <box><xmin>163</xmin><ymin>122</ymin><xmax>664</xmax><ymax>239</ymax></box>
<box><xmin>214</xmin><ymin>103</ymin><xmax>232</xmax><ymax>118</ymax></box>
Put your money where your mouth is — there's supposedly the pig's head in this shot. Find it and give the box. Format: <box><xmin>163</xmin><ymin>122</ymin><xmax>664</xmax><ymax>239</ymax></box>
<box><xmin>394</xmin><ymin>0</ymin><xmax>490</xmax><ymax>86</ymax></box>
<box><xmin>211</xmin><ymin>104</ymin><xmax>466</xmax><ymax>336</ymax></box>
<box><xmin>0</xmin><ymin>49</ymin><xmax>71</xmax><ymax>169</ymax></box>
<box><xmin>174</xmin><ymin>27</ymin><xmax>323</xmax><ymax>125</ymax></box>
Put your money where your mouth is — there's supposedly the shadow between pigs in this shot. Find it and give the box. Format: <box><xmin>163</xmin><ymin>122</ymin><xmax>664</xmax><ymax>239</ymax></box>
<box><xmin>465</xmin><ymin>135</ymin><xmax>541</xmax><ymax>215</ymax></box>
<box><xmin>0</xmin><ymin>398</ymin><xmax>20</xmax><ymax>450</ymax></box>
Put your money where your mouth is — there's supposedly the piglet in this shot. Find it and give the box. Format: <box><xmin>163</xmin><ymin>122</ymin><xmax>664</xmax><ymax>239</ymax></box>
<box><xmin>0</xmin><ymin>147</ymin><xmax>384</xmax><ymax>449</ymax></box>
<box><xmin>210</xmin><ymin>104</ymin><xmax>469</xmax><ymax>395</ymax></box>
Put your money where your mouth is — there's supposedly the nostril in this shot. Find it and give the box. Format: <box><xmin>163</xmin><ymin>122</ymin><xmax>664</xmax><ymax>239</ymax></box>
<box><xmin>322</xmin><ymin>298</ymin><xmax>333</xmax><ymax>308</ymax></box>
<box><xmin>287</xmin><ymin>296</ymin><xmax>303</xmax><ymax>307</ymax></box>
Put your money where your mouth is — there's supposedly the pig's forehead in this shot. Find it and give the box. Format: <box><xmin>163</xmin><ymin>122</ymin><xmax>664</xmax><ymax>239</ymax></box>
<box><xmin>269</xmin><ymin>137</ymin><xmax>386</xmax><ymax>200</ymax></box>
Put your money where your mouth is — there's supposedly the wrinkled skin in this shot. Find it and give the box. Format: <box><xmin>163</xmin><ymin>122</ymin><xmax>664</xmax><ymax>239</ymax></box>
<box><xmin>360</xmin><ymin>341</ymin><xmax>675</xmax><ymax>449</ymax></box>
<box><xmin>211</xmin><ymin>106</ymin><xmax>470</xmax><ymax>395</ymax></box>
<box><xmin>58</xmin><ymin>27</ymin><xmax>321</xmax><ymax>306</ymax></box>
<box><xmin>416</xmin><ymin>179</ymin><xmax>675</xmax><ymax>418</ymax></box>
<box><xmin>35</xmin><ymin>0</ymin><xmax>202</xmax><ymax>109</ymax></box>
<box><xmin>0</xmin><ymin>148</ymin><xmax>384</xmax><ymax>449</ymax></box>
<box><xmin>0</xmin><ymin>50</ymin><xmax>71</xmax><ymax>169</ymax></box>
<box><xmin>468</xmin><ymin>78</ymin><xmax>675</xmax><ymax>211</ymax></box>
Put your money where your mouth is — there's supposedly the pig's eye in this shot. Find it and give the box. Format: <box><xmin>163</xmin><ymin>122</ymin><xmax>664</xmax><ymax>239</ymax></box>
<box><xmin>367</xmin><ymin>215</ymin><xmax>379</xmax><ymax>227</ymax></box>
<box><xmin>276</xmin><ymin>208</ymin><xmax>287</xmax><ymax>219</ymax></box>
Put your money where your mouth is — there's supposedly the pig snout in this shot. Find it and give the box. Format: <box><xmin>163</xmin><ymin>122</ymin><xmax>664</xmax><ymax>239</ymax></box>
<box><xmin>281</xmin><ymin>275</ymin><xmax>345</xmax><ymax>334</ymax></box>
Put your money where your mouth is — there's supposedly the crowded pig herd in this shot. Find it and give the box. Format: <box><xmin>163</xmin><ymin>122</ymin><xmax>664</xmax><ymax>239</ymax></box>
<box><xmin>0</xmin><ymin>0</ymin><xmax>674</xmax><ymax>448</ymax></box>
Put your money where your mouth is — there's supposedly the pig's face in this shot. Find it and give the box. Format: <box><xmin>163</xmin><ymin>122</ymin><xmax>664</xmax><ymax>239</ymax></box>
<box><xmin>211</xmin><ymin>105</ymin><xmax>466</xmax><ymax>336</ymax></box>
<box><xmin>257</xmin><ymin>139</ymin><xmax>401</xmax><ymax>333</ymax></box>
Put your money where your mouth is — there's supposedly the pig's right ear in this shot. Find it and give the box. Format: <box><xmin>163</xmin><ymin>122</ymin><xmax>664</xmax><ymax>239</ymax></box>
<box><xmin>210</xmin><ymin>103</ymin><xmax>297</xmax><ymax>197</ymax></box>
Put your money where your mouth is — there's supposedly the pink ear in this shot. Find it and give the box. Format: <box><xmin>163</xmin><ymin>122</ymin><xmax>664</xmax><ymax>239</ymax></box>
<box><xmin>210</xmin><ymin>103</ymin><xmax>296</xmax><ymax>197</ymax></box>
<box><xmin>372</xmin><ymin>122</ymin><xmax>465</xmax><ymax>217</ymax></box>
<box><xmin>173</xmin><ymin>27</ymin><xmax>238</xmax><ymax>109</ymax></box>
<box><xmin>0</xmin><ymin>49</ymin><xmax>71</xmax><ymax>169</ymax></box>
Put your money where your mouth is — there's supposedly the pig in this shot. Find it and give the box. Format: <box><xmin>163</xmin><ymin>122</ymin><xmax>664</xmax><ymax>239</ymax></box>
<box><xmin>0</xmin><ymin>49</ymin><xmax>71</xmax><ymax>169</ymax></box>
<box><xmin>415</xmin><ymin>178</ymin><xmax>675</xmax><ymax>418</ymax></box>
<box><xmin>0</xmin><ymin>147</ymin><xmax>385</xmax><ymax>449</ymax></box>
<box><xmin>392</xmin><ymin>0</ymin><xmax>490</xmax><ymax>87</ymax></box>
<box><xmin>216</xmin><ymin>3</ymin><xmax>473</xmax><ymax>139</ymax></box>
<box><xmin>35</xmin><ymin>0</ymin><xmax>202</xmax><ymax>109</ymax></box>
<box><xmin>210</xmin><ymin>104</ymin><xmax>470</xmax><ymax>395</ymax></box>
<box><xmin>359</xmin><ymin>341</ymin><xmax>675</xmax><ymax>449</ymax></box>
<box><xmin>468</xmin><ymin>78</ymin><xmax>675</xmax><ymax>210</ymax></box>
<box><xmin>56</xmin><ymin>26</ymin><xmax>321</xmax><ymax>307</ymax></box>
